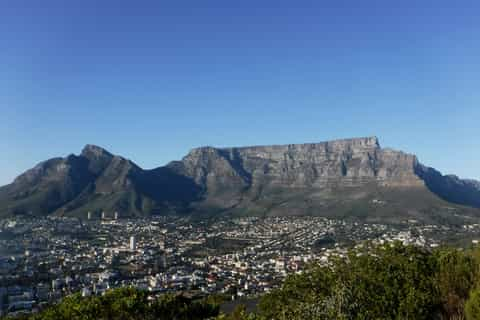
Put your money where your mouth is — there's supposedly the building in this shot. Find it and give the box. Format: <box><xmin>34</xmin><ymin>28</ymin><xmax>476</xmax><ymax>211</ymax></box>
<box><xmin>130</xmin><ymin>236</ymin><xmax>137</xmax><ymax>251</ymax></box>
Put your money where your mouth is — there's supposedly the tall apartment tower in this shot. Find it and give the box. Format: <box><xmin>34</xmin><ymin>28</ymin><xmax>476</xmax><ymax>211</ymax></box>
<box><xmin>129</xmin><ymin>236</ymin><xmax>137</xmax><ymax>251</ymax></box>
<box><xmin>114</xmin><ymin>212</ymin><xmax>119</xmax><ymax>220</ymax></box>
<box><xmin>87</xmin><ymin>212</ymin><xmax>92</xmax><ymax>220</ymax></box>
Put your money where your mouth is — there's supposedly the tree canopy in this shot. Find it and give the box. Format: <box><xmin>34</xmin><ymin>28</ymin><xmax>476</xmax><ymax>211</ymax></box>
<box><xmin>4</xmin><ymin>287</ymin><xmax>219</xmax><ymax>320</ymax></box>
<box><xmin>4</xmin><ymin>243</ymin><xmax>480</xmax><ymax>320</ymax></box>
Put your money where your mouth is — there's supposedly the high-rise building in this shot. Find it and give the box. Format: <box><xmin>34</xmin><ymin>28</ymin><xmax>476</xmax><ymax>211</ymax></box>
<box><xmin>129</xmin><ymin>236</ymin><xmax>137</xmax><ymax>251</ymax></box>
<box><xmin>87</xmin><ymin>212</ymin><xmax>92</xmax><ymax>220</ymax></box>
<box><xmin>114</xmin><ymin>212</ymin><xmax>119</xmax><ymax>220</ymax></box>
<box><xmin>101</xmin><ymin>211</ymin><xmax>106</xmax><ymax>220</ymax></box>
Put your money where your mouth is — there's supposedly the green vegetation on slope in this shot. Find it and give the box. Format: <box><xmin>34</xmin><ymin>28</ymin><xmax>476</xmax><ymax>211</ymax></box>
<box><xmin>5</xmin><ymin>243</ymin><xmax>480</xmax><ymax>320</ymax></box>
<box><xmin>224</xmin><ymin>243</ymin><xmax>480</xmax><ymax>320</ymax></box>
<box><xmin>3</xmin><ymin>288</ymin><xmax>219</xmax><ymax>320</ymax></box>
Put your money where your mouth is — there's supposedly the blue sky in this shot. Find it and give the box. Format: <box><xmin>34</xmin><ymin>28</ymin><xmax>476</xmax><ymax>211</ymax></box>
<box><xmin>1</xmin><ymin>1</ymin><xmax>479</xmax><ymax>185</ymax></box>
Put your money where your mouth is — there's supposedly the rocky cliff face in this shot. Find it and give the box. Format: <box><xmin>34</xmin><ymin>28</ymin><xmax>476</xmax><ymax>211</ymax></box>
<box><xmin>176</xmin><ymin>137</ymin><xmax>423</xmax><ymax>196</ymax></box>
<box><xmin>167</xmin><ymin>137</ymin><xmax>436</xmax><ymax>218</ymax></box>
<box><xmin>0</xmin><ymin>137</ymin><xmax>479</xmax><ymax>222</ymax></box>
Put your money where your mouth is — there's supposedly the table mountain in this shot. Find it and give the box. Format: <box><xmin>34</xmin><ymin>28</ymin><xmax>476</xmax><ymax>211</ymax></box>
<box><xmin>1</xmin><ymin>137</ymin><xmax>479</xmax><ymax>222</ymax></box>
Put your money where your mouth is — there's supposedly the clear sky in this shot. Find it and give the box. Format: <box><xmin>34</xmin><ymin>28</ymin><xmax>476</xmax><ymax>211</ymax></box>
<box><xmin>1</xmin><ymin>1</ymin><xmax>479</xmax><ymax>185</ymax></box>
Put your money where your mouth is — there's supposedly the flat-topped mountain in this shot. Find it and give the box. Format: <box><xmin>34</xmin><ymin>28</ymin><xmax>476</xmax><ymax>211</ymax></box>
<box><xmin>179</xmin><ymin>136</ymin><xmax>422</xmax><ymax>189</ymax></box>
<box><xmin>1</xmin><ymin>137</ymin><xmax>479</xmax><ymax>223</ymax></box>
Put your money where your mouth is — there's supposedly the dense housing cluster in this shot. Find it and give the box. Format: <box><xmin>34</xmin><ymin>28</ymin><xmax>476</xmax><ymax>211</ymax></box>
<box><xmin>1</xmin><ymin>216</ymin><xmax>479</xmax><ymax>317</ymax></box>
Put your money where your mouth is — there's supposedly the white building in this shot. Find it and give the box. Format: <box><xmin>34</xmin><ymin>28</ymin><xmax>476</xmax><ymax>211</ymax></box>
<box><xmin>130</xmin><ymin>236</ymin><xmax>137</xmax><ymax>251</ymax></box>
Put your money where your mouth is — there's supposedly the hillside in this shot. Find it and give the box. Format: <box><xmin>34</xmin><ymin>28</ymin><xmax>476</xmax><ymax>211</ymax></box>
<box><xmin>0</xmin><ymin>137</ymin><xmax>479</xmax><ymax>222</ymax></box>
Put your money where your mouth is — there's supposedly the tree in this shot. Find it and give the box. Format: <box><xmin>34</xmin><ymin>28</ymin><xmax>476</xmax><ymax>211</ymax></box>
<box><xmin>465</xmin><ymin>287</ymin><xmax>480</xmax><ymax>320</ymax></box>
<box><xmin>258</xmin><ymin>242</ymin><xmax>440</xmax><ymax>320</ymax></box>
<box><xmin>434</xmin><ymin>248</ymin><xmax>478</xmax><ymax>318</ymax></box>
<box><xmin>16</xmin><ymin>287</ymin><xmax>219</xmax><ymax>320</ymax></box>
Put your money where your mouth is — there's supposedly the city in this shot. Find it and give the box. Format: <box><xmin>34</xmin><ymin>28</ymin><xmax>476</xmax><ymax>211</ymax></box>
<box><xmin>1</xmin><ymin>214</ymin><xmax>479</xmax><ymax>317</ymax></box>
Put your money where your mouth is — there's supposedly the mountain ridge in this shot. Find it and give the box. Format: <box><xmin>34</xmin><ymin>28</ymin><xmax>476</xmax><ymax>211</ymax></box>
<box><xmin>1</xmin><ymin>137</ymin><xmax>479</xmax><ymax>222</ymax></box>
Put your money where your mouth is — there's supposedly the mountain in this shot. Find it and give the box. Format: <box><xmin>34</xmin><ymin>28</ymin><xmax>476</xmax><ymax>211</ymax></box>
<box><xmin>0</xmin><ymin>137</ymin><xmax>479</xmax><ymax>223</ymax></box>
<box><xmin>0</xmin><ymin>145</ymin><xmax>199</xmax><ymax>218</ymax></box>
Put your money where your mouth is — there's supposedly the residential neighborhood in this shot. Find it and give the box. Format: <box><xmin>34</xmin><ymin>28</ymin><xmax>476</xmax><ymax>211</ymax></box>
<box><xmin>1</xmin><ymin>215</ymin><xmax>479</xmax><ymax>317</ymax></box>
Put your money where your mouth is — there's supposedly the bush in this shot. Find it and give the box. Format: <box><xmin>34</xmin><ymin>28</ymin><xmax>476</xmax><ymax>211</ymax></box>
<box><xmin>465</xmin><ymin>287</ymin><xmax>480</xmax><ymax>320</ymax></box>
<box><xmin>258</xmin><ymin>243</ymin><xmax>442</xmax><ymax>320</ymax></box>
<box><xmin>435</xmin><ymin>248</ymin><xmax>478</xmax><ymax>318</ymax></box>
<box><xmin>6</xmin><ymin>243</ymin><xmax>480</xmax><ymax>320</ymax></box>
<box><xmin>15</xmin><ymin>287</ymin><xmax>219</xmax><ymax>320</ymax></box>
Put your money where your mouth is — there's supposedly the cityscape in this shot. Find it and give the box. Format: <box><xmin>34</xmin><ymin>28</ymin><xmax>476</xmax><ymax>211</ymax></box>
<box><xmin>3</xmin><ymin>1</ymin><xmax>480</xmax><ymax>318</ymax></box>
<box><xmin>1</xmin><ymin>214</ymin><xmax>480</xmax><ymax>317</ymax></box>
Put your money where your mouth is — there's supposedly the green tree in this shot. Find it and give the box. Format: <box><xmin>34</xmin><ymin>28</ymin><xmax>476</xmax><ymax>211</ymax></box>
<box><xmin>258</xmin><ymin>242</ymin><xmax>440</xmax><ymax>320</ymax></box>
<box><xmin>465</xmin><ymin>287</ymin><xmax>480</xmax><ymax>320</ymax></box>
<box><xmin>14</xmin><ymin>287</ymin><xmax>219</xmax><ymax>320</ymax></box>
<box><xmin>435</xmin><ymin>248</ymin><xmax>478</xmax><ymax>318</ymax></box>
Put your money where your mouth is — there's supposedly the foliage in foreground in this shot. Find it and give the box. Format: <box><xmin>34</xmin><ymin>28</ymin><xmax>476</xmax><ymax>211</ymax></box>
<box><xmin>252</xmin><ymin>242</ymin><xmax>480</xmax><ymax>320</ymax></box>
<box><xmin>5</xmin><ymin>287</ymin><xmax>219</xmax><ymax>320</ymax></box>
<box><xmin>5</xmin><ymin>242</ymin><xmax>480</xmax><ymax>320</ymax></box>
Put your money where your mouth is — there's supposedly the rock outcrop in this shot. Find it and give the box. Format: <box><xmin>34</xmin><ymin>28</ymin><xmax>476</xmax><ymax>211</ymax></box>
<box><xmin>178</xmin><ymin>136</ymin><xmax>423</xmax><ymax>190</ymax></box>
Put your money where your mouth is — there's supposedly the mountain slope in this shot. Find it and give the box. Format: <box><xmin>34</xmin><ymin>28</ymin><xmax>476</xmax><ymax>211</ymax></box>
<box><xmin>416</xmin><ymin>165</ymin><xmax>480</xmax><ymax>208</ymax></box>
<box><xmin>173</xmin><ymin>137</ymin><xmax>480</xmax><ymax>222</ymax></box>
<box><xmin>0</xmin><ymin>137</ymin><xmax>479</xmax><ymax>222</ymax></box>
<box><xmin>0</xmin><ymin>145</ymin><xmax>199</xmax><ymax>218</ymax></box>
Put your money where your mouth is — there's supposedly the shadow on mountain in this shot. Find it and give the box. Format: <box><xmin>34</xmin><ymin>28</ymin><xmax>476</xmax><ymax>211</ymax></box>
<box><xmin>134</xmin><ymin>167</ymin><xmax>202</xmax><ymax>204</ymax></box>
<box><xmin>415</xmin><ymin>165</ymin><xmax>480</xmax><ymax>208</ymax></box>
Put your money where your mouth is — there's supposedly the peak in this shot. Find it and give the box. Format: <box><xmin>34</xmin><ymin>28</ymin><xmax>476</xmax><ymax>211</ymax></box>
<box><xmin>81</xmin><ymin>144</ymin><xmax>113</xmax><ymax>157</ymax></box>
<box><xmin>80</xmin><ymin>145</ymin><xmax>114</xmax><ymax>175</ymax></box>
<box><xmin>185</xmin><ymin>146</ymin><xmax>222</xmax><ymax>159</ymax></box>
